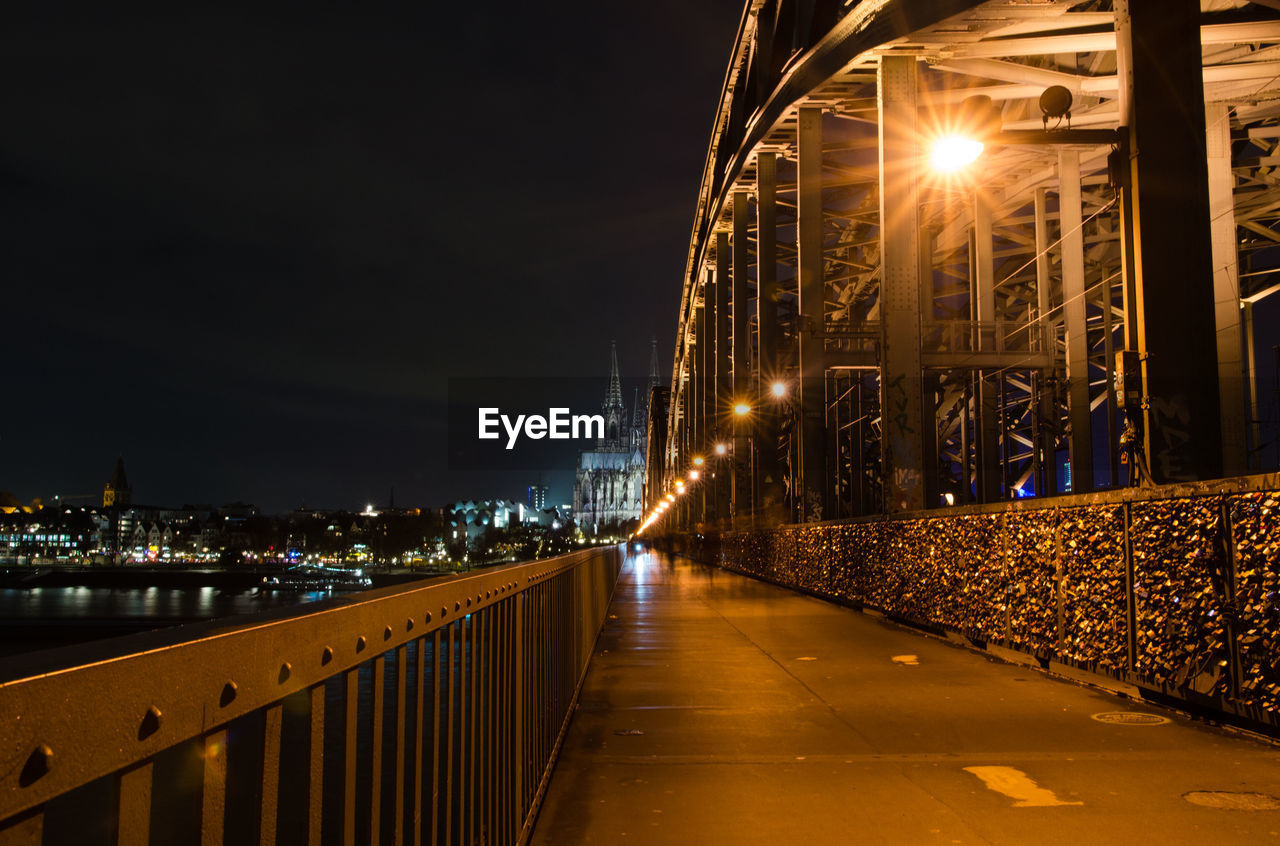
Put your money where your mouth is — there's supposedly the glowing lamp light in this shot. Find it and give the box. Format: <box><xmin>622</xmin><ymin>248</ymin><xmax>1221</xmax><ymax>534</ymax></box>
<box><xmin>693</xmin><ymin>456</ymin><xmax>705</xmax><ymax>466</ymax></box>
<box><xmin>770</xmin><ymin>381</ymin><xmax>788</xmax><ymax>398</ymax></box>
<box><xmin>733</xmin><ymin>402</ymin><xmax>751</xmax><ymax>417</ymax></box>
<box><xmin>666</xmin><ymin>494</ymin><xmax>676</xmax><ymax>502</ymax></box>
<box><xmin>930</xmin><ymin>135</ymin><xmax>984</xmax><ymax>173</ymax></box>
<box><xmin>689</xmin><ymin>470</ymin><xmax>700</xmax><ymax>480</ymax></box>
<box><xmin>715</xmin><ymin>443</ymin><xmax>728</xmax><ymax>456</ymax></box>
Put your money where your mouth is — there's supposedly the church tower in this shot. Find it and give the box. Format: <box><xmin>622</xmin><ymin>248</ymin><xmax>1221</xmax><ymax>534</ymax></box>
<box><xmin>631</xmin><ymin>339</ymin><xmax>660</xmax><ymax>452</ymax></box>
<box><xmin>600</xmin><ymin>341</ymin><xmax>627</xmax><ymax>449</ymax></box>
<box><xmin>103</xmin><ymin>457</ymin><xmax>131</xmax><ymax>508</ymax></box>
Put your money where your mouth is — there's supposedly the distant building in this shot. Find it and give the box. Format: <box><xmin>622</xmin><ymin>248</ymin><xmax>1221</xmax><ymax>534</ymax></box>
<box><xmin>527</xmin><ymin>485</ymin><xmax>548</xmax><ymax>510</ymax></box>
<box><xmin>103</xmin><ymin>457</ymin><xmax>131</xmax><ymax>508</ymax></box>
<box><xmin>0</xmin><ymin>507</ymin><xmax>98</xmax><ymax>562</ymax></box>
<box><xmin>572</xmin><ymin>341</ymin><xmax>659</xmax><ymax>533</ymax></box>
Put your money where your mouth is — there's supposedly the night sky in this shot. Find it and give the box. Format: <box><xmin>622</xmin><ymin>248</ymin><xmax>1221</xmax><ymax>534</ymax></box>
<box><xmin>0</xmin><ymin>1</ymin><xmax>746</xmax><ymax>512</ymax></box>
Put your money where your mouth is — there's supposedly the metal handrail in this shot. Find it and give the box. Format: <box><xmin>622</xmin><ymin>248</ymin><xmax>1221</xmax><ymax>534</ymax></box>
<box><xmin>0</xmin><ymin>545</ymin><xmax>622</xmax><ymax>845</ymax></box>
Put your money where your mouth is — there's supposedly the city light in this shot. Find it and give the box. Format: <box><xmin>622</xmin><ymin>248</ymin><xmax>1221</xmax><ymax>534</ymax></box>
<box><xmin>930</xmin><ymin>135</ymin><xmax>984</xmax><ymax>172</ymax></box>
<box><xmin>715</xmin><ymin>443</ymin><xmax>727</xmax><ymax>456</ymax></box>
<box><xmin>689</xmin><ymin>470</ymin><xmax>700</xmax><ymax>480</ymax></box>
<box><xmin>770</xmin><ymin>381</ymin><xmax>788</xmax><ymax>398</ymax></box>
<box><xmin>733</xmin><ymin>402</ymin><xmax>751</xmax><ymax>417</ymax></box>
<box><xmin>692</xmin><ymin>456</ymin><xmax>705</xmax><ymax>466</ymax></box>
<box><xmin>666</xmin><ymin>493</ymin><xmax>675</xmax><ymax>502</ymax></box>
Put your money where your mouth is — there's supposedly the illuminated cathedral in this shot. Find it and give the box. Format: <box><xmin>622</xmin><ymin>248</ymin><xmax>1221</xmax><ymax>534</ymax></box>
<box><xmin>572</xmin><ymin>341</ymin><xmax>658</xmax><ymax>533</ymax></box>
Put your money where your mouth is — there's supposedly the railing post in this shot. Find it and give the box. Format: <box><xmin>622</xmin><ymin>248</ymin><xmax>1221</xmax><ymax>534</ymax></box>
<box><xmin>512</xmin><ymin>589</ymin><xmax>525</xmax><ymax>825</ymax></box>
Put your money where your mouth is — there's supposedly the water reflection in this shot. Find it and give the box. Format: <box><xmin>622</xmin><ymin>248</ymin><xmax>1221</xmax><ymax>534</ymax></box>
<box><xmin>0</xmin><ymin>587</ymin><xmax>329</xmax><ymax>658</ymax></box>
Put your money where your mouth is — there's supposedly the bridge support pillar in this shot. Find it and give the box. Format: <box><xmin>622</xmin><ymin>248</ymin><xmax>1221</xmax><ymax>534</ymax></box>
<box><xmin>797</xmin><ymin>107</ymin><xmax>828</xmax><ymax>521</ymax></box>
<box><xmin>1115</xmin><ymin>0</ymin><xmax>1223</xmax><ymax>482</ymax></box>
<box><xmin>697</xmin><ymin>269</ymin><xmax>712</xmax><ymax>524</ymax></box>
<box><xmin>1059</xmin><ymin>149</ymin><xmax>1094</xmax><ymax>493</ymax></box>
<box><xmin>756</xmin><ymin>152</ymin><xmax>783</xmax><ymax>521</ymax></box>
<box><xmin>877</xmin><ymin>56</ymin><xmax>926</xmax><ymax>513</ymax></box>
<box><xmin>1206</xmin><ymin>102</ymin><xmax>1247</xmax><ymax>477</ymax></box>
<box><xmin>715</xmin><ymin>231</ymin><xmax>732</xmax><ymax>524</ymax></box>
<box><xmin>1033</xmin><ymin>187</ymin><xmax>1058</xmax><ymax>496</ymax></box>
<box><xmin>972</xmin><ymin>187</ymin><xmax>1002</xmax><ymax>502</ymax></box>
<box><xmin>732</xmin><ymin>191</ymin><xmax>753</xmax><ymax>525</ymax></box>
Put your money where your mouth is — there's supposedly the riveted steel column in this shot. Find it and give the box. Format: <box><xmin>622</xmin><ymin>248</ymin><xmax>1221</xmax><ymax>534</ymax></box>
<box><xmin>878</xmin><ymin>57</ymin><xmax>926</xmax><ymax>513</ymax></box>
<box><xmin>1033</xmin><ymin>186</ymin><xmax>1058</xmax><ymax>495</ymax></box>
<box><xmin>756</xmin><ymin>152</ymin><xmax>782</xmax><ymax>518</ymax></box>
<box><xmin>972</xmin><ymin>188</ymin><xmax>1001</xmax><ymax>501</ymax></box>
<box><xmin>1059</xmin><ymin>149</ymin><xmax>1094</xmax><ymax>493</ymax></box>
<box><xmin>1115</xmin><ymin>0</ymin><xmax>1223</xmax><ymax>482</ymax></box>
<box><xmin>920</xmin><ymin>225</ymin><xmax>940</xmax><ymax>509</ymax></box>
<box><xmin>697</xmin><ymin>269</ymin><xmax>712</xmax><ymax>523</ymax></box>
<box><xmin>1207</xmin><ymin>103</ymin><xmax>1247</xmax><ymax>476</ymax></box>
<box><xmin>732</xmin><ymin>191</ymin><xmax>752</xmax><ymax>522</ymax></box>
<box><xmin>797</xmin><ymin>107</ymin><xmax>828</xmax><ymax>521</ymax></box>
<box><xmin>715</xmin><ymin>231</ymin><xmax>732</xmax><ymax>523</ymax></box>
<box><xmin>1245</xmin><ymin>302</ymin><xmax>1260</xmax><ymax>466</ymax></box>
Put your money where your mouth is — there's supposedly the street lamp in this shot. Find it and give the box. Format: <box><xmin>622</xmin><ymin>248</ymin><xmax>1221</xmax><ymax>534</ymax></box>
<box><xmin>692</xmin><ymin>456</ymin><xmax>705</xmax><ymax>467</ymax></box>
<box><xmin>928</xmin><ymin>94</ymin><xmax>1002</xmax><ymax>174</ymax></box>
<box><xmin>689</xmin><ymin>469</ymin><xmax>700</xmax><ymax>480</ymax></box>
<box><xmin>770</xmin><ymin>380</ymin><xmax>789</xmax><ymax>399</ymax></box>
<box><xmin>733</xmin><ymin>402</ymin><xmax>751</xmax><ymax>417</ymax></box>
<box><xmin>715</xmin><ymin>443</ymin><xmax>728</xmax><ymax>456</ymax></box>
<box><xmin>930</xmin><ymin>135</ymin><xmax>984</xmax><ymax>172</ymax></box>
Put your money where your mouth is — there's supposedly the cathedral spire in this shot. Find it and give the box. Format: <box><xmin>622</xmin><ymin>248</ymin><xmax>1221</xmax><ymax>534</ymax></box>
<box><xmin>600</xmin><ymin>341</ymin><xmax>626</xmax><ymax>448</ymax></box>
<box><xmin>604</xmin><ymin>340</ymin><xmax>624</xmax><ymax>410</ymax></box>
<box><xmin>648</xmin><ymin>337</ymin><xmax>659</xmax><ymax>388</ymax></box>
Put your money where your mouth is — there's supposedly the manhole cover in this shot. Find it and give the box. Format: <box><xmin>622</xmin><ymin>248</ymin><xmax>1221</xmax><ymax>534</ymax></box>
<box><xmin>1090</xmin><ymin>711</ymin><xmax>1170</xmax><ymax>726</ymax></box>
<box><xmin>1184</xmin><ymin>791</ymin><xmax>1280</xmax><ymax>811</ymax></box>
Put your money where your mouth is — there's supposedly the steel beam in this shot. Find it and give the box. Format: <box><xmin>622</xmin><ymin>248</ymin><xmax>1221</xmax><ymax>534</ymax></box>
<box><xmin>715</xmin><ymin>231</ymin><xmax>732</xmax><ymax>521</ymax></box>
<box><xmin>878</xmin><ymin>57</ymin><xmax>926</xmax><ymax>514</ymax></box>
<box><xmin>797</xmin><ymin>107</ymin><xmax>828</xmax><ymax>520</ymax></box>
<box><xmin>920</xmin><ymin>225</ymin><xmax>940</xmax><ymax>510</ymax></box>
<box><xmin>1116</xmin><ymin>0</ymin><xmax>1224</xmax><ymax>482</ymax></box>
<box><xmin>732</xmin><ymin>191</ymin><xmax>752</xmax><ymax>522</ymax></box>
<box><xmin>1059</xmin><ymin>149</ymin><xmax>1094</xmax><ymax>493</ymax></box>
<box><xmin>1244</xmin><ymin>301</ymin><xmax>1261</xmax><ymax>467</ymax></box>
<box><xmin>972</xmin><ymin>187</ymin><xmax>1002</xmax><ymax>502</ymax></box>
<box><xmin>756</xmin><ymin>153</ymin><xmax>783</xmax><ymax>516</ymax></box>
<box><xmin>696</xmin><ymin>271</ymin><xmax>711</xmax><ymax>523</ymax></box>
<box><xmin>1206</xmin><ymin>103</ymin><xmax>1247</xmax><ymax>476</ymax></box>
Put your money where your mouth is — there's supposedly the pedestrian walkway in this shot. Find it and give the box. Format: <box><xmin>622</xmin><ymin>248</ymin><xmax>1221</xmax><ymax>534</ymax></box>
<box><xmin>531</xmin><ymin>550</ymin><xmax>1280</xmax><ymax>845</ymax></box>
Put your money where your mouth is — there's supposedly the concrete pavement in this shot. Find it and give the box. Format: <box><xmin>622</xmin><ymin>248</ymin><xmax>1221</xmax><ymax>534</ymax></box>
<box><xmin>531</xmin><ymin>550</ymin><xmax>1280</xmax><ymax>845</ymax></box>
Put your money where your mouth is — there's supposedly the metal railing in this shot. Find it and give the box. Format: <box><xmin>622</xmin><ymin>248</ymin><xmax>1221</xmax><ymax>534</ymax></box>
<box><xmin>0</xmin><ymin>545</ymin><xmax>622</xmax><ymax>845</ymax></box>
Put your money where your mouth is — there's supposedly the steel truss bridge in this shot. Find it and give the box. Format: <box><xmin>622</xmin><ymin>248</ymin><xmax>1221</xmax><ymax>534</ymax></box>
<box><xmin>650</xmin><ymin>0</ymin><xmax>1280</xmax><ymax>529</ymax></box>
<box><xmin>7</xmin><ymin>3</ymin><xmax>1280</xmax><ymax>845</ymax></box>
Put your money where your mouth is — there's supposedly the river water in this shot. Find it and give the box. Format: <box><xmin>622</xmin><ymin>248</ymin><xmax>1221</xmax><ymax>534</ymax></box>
<box><xmin>0</xmin><ymin>585</ymin><xmax>331</xmax><ymax>658</ymax></box>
